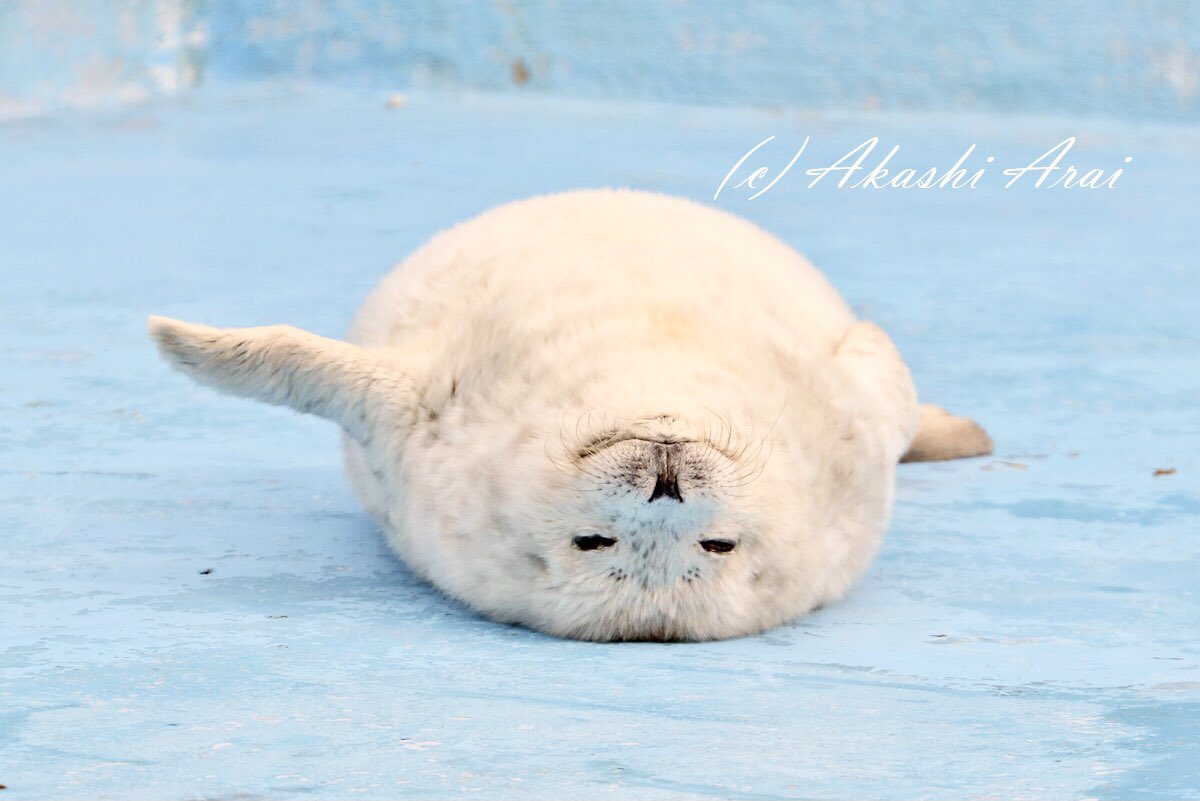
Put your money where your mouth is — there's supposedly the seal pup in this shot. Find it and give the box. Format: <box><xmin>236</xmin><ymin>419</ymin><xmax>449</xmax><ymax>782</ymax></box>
<box><xmin>150</xmin><ymin>189</ymin><xmax>991</xmax><ymax>641</ymax></box>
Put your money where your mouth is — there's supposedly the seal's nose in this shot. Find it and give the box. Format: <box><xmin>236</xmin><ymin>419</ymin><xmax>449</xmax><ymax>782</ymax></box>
<box><xmin>648</xmin><ymin>469</ymin><xmax>683</xmax><ymax>503</ymax></box>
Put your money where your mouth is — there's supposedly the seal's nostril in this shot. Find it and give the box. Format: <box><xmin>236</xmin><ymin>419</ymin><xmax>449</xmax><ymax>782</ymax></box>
<box><xmin>573</xmin><ymin>534</ymin><xmax>617</xmax><ymax>551</ymax></box>
<box><xmin>700</xmin><ymin>539</ymin><xmax>737</xmax><ymax>554</ymax></box>
<box><xmin>648</xmin><ymin>472</ymin><xmax>683</xmax><ymax>503</ymax></box>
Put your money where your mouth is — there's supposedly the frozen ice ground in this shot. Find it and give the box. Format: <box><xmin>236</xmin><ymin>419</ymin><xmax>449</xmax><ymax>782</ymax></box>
<box><xmin>1</xmin><ymin>87</ymin><xmax>1198</xmax><ymax>799</ymax></box>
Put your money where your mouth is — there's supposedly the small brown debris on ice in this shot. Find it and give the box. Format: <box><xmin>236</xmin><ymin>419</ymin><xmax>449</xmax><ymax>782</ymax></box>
<box><xmin>982</xmin><ymin>461</ymin><xmax>1028</xmax><ymax>471</ymax></box>
<box><xmin>511</xmin><ymin>59</ymin><xmax>531</xmax><ymax>85</ymax></box>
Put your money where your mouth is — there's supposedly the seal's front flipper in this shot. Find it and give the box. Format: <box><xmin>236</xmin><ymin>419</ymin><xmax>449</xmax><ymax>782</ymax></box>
<box><xmin>834</xmin><ymin>321</ymin><xmax>920</xmax><ymax>462</ymax></box>
<box><xmin>148</xmin><ymin>316</ymin><xmax>418</xmax><ymax>443</ymax></box>
<box><xmin>900</xmin><ymin>404</ymin><xmax>993</xmax><ymax>462</ymax></box>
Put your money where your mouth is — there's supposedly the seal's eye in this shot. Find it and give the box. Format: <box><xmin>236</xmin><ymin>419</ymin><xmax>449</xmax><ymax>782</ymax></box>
<box><xmin>573</xmin><ymin>534</ymin><xmax>617</xmax><ymax>551</ymax></box>
<box><xmin>700</xmin><ymin>539</ymin><xmax>737</xmax><ymax>554</ymax></box>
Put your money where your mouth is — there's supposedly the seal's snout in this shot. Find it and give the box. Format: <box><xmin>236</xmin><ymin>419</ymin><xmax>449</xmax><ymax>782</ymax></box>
<box><xmin>648</xmin><ymin>468</ymin><xmax>683</xmax><ymax>503</ymax></box>
<box><xmin>576</xmin><ymin>428</ymin><xmax>737</xmax><ymax>511</ymax></box>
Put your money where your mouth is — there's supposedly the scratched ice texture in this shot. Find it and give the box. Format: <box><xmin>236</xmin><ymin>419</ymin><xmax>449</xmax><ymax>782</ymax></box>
<box><xmin>0</xmin><ymin>84</ymin><xmax>1197</xmax><ymax>799</ymax></box>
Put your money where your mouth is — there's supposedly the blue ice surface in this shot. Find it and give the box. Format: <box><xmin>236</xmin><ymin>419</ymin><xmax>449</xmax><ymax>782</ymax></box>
<box><xmin>0</xmin><ymin>85</ymin><xmax>1198</xmax><ymax>799</ymax></box>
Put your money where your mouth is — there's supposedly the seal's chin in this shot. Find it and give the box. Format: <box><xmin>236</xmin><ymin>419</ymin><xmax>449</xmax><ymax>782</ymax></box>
<box><xmin>568</xmin><ymin>618</ymin><xmax>701</xmax><ymax>643</ymax></box>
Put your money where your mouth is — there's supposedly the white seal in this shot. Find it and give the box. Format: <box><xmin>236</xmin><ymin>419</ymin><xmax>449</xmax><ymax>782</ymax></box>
<box><xmin>150</xmin><ymin>189</ymin><xmax>991</xmax><ymax>641</ymax></box>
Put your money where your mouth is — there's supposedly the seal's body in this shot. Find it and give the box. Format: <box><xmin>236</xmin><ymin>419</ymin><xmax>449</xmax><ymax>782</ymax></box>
<box><xmin>151</xmin><ymin>190</ymin><xmax>991</xmax><ymax>641</ymax></box>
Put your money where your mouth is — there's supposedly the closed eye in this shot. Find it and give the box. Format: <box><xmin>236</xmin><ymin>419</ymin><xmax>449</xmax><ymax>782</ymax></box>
<box><xmin>573</xmin><ymin>534</ymin><xmax>617</xmax><ymax>551</ymax></box>
<box><xmin>700</xmin><ymin>539</ymin><xmax>737</xmax><ymax>554</ymax></box>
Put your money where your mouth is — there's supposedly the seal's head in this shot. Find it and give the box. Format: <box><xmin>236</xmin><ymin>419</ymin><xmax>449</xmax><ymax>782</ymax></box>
<box><xmin>532</xmin><ymin>420</ymin><xmax>782</xmax><ymax>642</ymax></box>
<box><xmin>413</xmin><ymin>400</ymin><xmax>898</xmax><ymax>643</ymax></box>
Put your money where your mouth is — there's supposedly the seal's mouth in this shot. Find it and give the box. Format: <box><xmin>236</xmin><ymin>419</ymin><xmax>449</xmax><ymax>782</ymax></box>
<box><xmin>575</xmin><ymin>431</ymin><xmax>695</xmax><ymax>459</ymax></box>
<box><xmin>576</xmin><ymin>429</ymin><xmax>741</xmax><ymax>463</ymax></box>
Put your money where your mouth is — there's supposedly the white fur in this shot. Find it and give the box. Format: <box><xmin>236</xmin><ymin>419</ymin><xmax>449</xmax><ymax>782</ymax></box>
<box><xmin>150</xmin><ymin>189</ymin><xmax>990</xmax><ymax>641</ymax></box>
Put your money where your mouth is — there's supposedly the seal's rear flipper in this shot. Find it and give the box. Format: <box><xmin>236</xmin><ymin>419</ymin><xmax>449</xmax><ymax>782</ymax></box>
<box><xmin>900</xmin><ymin>404</ymin><xmax>993</xmax><ymax>462</ymax></box>
<box><xmin>148</xmin><ymin>316</ymin><xmax>417</xmax><ymax>443</ymax></box>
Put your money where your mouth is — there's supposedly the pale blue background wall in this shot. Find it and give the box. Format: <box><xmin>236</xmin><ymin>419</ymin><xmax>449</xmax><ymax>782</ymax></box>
<box><xmin>3</xmin><ymin>0</ymin><xmax>1200</xmax><ymax>119</ymax></box>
